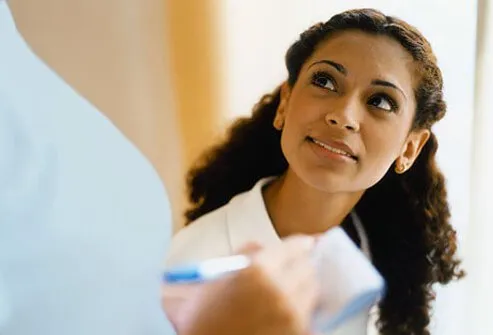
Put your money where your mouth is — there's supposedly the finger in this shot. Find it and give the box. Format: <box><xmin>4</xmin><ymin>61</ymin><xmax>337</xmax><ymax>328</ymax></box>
<box><xmin>292</xmin><ymin>271</ymin><xmax>319</xmax><ymax>329</ymax></box>
<box><xmin>254</xmin><ymin>235</ymin><xmax>315</xmax><ymax>272</ymax></box>
<box><xmin>234</xmin><ymin>241</ymin><xmax>263</xmax><ymax>256</ymax></box>
<box><xmin>276</xmin><ymin>253</ymin><xmax>318</xmax><ymax>295</ymax></box>
<box><xmin>271</xmin><ymin>255</ymin><xmax>319</xmax><ymax>326</ymax></box>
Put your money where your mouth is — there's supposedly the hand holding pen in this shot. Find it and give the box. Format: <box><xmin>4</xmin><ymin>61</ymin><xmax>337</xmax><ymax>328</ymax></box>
<box><xmin>162</xmin><ymin>235</ymin><xmax>319</xmax><ymax>335</ymax></box>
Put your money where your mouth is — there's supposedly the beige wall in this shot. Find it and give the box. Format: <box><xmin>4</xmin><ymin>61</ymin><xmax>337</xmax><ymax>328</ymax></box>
<box><xmin>7</xmin><ymin>0</ymin><xmax>223</xmax><ymax>229</ymax></box>
<box><xmin>164</xmin><ymin>0</ymin><xmax>224</xmax><ymax>168</ymax></box>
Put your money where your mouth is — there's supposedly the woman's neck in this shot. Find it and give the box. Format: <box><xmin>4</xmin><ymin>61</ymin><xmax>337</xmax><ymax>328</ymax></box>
<box><xmin>263</xmin><ymin>169</ymin><xmax>364</xmax><ymax>238</ymax></box>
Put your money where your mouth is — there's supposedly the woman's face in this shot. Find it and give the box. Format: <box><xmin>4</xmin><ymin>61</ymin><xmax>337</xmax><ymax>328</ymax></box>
<box><xmin>276</xmin><ymin>31</ymin><xmax>430</xmax><ymax>193</ymax></box>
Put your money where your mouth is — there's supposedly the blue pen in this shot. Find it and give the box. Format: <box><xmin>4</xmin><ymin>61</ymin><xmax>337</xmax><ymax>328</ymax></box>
<box><xmin>163</xmin><ymin>255</ymin><xmax>251</xmax><ymax>284</ymax></box>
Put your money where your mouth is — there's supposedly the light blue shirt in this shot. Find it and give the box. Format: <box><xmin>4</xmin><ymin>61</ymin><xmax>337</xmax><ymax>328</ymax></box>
<box><xmin>0</xmin><ymin>2</ymin><xmax>173</xmax><ymax>334</ymax></box>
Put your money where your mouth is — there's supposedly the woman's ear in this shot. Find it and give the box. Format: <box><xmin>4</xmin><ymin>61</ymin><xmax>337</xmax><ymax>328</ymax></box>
<box><xmin>273</xmin><ymin>82</ymin><xmax>291</xmax><ymax>130</ymax></box>
<box><xmin>395</xmin><ymin>129</ymin><xmax>430</xmax><ymax>173</ymax></box>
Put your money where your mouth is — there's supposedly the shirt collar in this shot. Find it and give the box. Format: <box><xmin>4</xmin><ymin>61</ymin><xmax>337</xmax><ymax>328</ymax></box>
<box><xmin>226</xmin><ymin>178</ymin><xmax>280</xmax><ymax>252</ymax></box>
<box><xmin>225</xmin><ymin>177</ymin><xmax>371</xmax><ymax>259</ymax></box>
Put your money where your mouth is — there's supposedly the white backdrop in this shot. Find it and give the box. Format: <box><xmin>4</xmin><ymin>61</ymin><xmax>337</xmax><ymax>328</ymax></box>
<box><xmin>465</xmin><ymin>0</ymin><xmax>493</xmax><ymax>333</ymax></box>
<box><xmin>218</xmin><ymin>1</ymin><xmax>484</xmax><ymax>334</ymax></box>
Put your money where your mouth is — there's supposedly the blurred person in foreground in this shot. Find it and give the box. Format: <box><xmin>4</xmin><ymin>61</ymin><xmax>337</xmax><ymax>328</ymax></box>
<box><xmin>0</xmin><ymin>2</ymin><xmax>319</xmax><ymax>334</ymax></box>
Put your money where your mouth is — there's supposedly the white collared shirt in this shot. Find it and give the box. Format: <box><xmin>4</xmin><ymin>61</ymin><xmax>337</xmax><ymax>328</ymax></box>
<box><xmin>167</xmin><ymin>178</ymin><xmax>374</xmax><ymax>335</ymax></box>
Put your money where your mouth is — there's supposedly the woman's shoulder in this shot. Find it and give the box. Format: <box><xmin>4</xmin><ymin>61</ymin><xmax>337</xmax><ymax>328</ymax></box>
<box><xmin>165</xmin><ymin>204</ymin><xmax>233</xmax><ymax>267</ymax></box>
<box><xmin>166</xmin><ymin>178</ymin><xmax>278</xmax><ymax>266</ymax></box>
<box><xmin>165</xmin><ymin>178</ymin><xmax>276</xmax><ymax>267</ymax></box>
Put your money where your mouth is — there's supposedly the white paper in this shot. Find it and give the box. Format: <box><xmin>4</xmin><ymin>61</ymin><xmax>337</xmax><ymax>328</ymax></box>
<box><xmin>311</xmin><ymin>227</ymin><xmax>385</xmax><ymax>333</ymax></box>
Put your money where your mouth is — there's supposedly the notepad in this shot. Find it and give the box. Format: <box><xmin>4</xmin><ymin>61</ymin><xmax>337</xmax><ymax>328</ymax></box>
<box><xmin>311</xmin><ymin>227</ymin><xmax>385</xmax><ymax>333</ymax></box>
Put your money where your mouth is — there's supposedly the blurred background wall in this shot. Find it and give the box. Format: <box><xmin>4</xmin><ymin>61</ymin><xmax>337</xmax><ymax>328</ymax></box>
<box><xmin>6</xmin><ymin>0</ymin><xmax>492</xmax><ymax>333</ymax></box>
<box><xmin>7</xmin><ymin>0</ymin><xmax>225</xmax><ymax>228</ymax></box>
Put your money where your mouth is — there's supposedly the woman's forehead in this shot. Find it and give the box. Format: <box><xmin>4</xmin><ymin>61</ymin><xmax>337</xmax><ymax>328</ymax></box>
<box><xmin>303</xmin><ymin>31</ymin><xmax>416</xmax><ymax>87</ymax></box>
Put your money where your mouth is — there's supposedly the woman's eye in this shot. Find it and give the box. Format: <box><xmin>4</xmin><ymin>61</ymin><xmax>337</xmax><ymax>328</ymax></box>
<box><xmin>368</xmin><ymin>95</ymin><xmax>398</xmax><ymax>112</ymax></box>
<box><xmin>312</xmin><ymin>72</ymin><xmax>337</xmax><ymax>91</ymax></box>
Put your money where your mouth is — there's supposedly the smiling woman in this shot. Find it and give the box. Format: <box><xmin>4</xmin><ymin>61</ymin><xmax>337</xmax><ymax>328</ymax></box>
<box><xmin>165</xmin><ymin>8</ymin><xmax>464</xmax><ymax>335</ymax></box>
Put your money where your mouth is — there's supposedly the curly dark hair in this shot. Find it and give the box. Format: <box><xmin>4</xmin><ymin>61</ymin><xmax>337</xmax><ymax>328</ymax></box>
<box><xmin>184</xmin><ymin>8</ymin><xmax>464</xmax><ymax>335</ymax></box>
